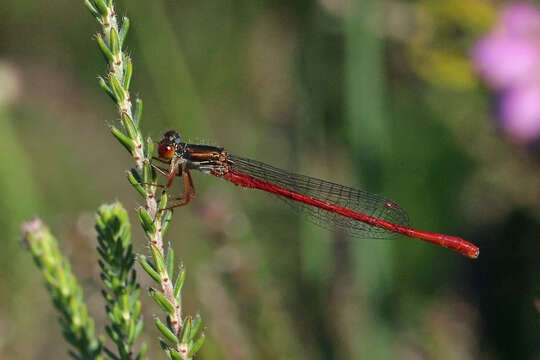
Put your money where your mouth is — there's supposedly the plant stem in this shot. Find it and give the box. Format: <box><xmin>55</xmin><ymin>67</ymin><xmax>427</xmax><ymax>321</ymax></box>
<box><xmin>96</xmin><ymin>203</ymin><xmax>147</xmax><ymax>360</ymax></box>
<box><xmin>22</xmin><ymin>219</ymin><xmax>103</xmax><ymax>360</ymax></box>
<box><xmin>84</xmin><ymin>0</ymin><xmax>204</xmax><ymax>357</ymax></box>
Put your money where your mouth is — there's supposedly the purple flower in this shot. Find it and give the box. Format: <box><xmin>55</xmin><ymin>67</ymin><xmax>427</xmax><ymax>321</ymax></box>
<box><xmin>472</xmin><ymin>2</ymin><xmax>540</xmax><ymax>144</ymax></box>
<box><xmin>500</xmin><ymin>3</ymin><xmax>540</xmax><ymax>35</ymax></box>
<box><xmin>472</xmin><ymin>35</ymin><xmax>539</xmax><ymax>89</ymax></box>
<box><xmin>500</xmin><ymin>85</ymin><xmax>540</xmax><ymax>142</ymax></box>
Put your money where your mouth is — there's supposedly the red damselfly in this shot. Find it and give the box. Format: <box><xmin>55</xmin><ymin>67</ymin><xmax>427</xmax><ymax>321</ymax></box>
<box><xmin>150</xmin><ymin>130</ymin><xmax>479</xmax><ymax>259</ymax></box>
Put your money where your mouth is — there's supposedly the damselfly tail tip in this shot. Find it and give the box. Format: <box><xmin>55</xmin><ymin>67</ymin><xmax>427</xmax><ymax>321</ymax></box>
<box><xmin>466</xmin><ymin>246</ymin><xmax>480</xmax><ymax>259</ymax></box>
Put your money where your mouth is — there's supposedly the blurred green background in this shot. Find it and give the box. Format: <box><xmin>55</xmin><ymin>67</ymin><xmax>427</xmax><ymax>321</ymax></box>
<box><xmin>1</xmin><ymin>0</ymin><xmax>539</xmax><ymax>359</ymax></box>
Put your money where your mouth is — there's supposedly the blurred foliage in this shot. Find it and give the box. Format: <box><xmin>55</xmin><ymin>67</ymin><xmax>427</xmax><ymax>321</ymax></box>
<box><xmin>1</xmin><ymin>0</ymin><xmax>539</xmax><ymax>359</ymax></box>
<box><xmin>407</xmin><ymin>0</ymin><xmax>495</xmax><ymax>89</ymax></box>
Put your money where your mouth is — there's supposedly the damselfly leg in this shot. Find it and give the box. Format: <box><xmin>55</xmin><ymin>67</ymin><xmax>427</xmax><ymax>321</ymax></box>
<box><xmin>142</xmin><ymin>161</ymin><xmax>197</xmax><ymax>211</ymax></box>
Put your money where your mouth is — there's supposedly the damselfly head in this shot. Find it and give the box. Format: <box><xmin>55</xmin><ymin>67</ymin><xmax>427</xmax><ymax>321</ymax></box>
<box><xmin>158</xmin><ymin>130</ymin><xmax>182</xmax><ymax>159</ymax></box>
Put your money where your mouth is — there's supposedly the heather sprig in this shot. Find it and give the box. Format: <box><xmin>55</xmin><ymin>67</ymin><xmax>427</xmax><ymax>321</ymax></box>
<box><xmin>96</xmin><ymin>203</ymin><xmax>146</xmax><ymax>360</ymax></box>
<box><xmin>83</xmin><ymin>0</ymin><xmax>144</xmax><ymax>170</ymax></box>
<box><xmin>22</xmin><ymin>219</ymin><xmax>104</xmax><ymax>360</ymax></box>
<box><xmin>84</xmin><ymin>0</ymin><xmax>204</xmax><ymax>358</ymax></box>
<box><xmin>23</xmin><ymin>204</ymin><xmax>148</xmax><ymax>360</ymax></box>
<box><xmin>139</xmin><ymin>249</ymin><xmax>206</xmax><ymax>359</ymax></box>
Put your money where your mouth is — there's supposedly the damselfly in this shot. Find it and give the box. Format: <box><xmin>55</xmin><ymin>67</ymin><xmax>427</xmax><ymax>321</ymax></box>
<box><xmin>150</xmin><ymin>130</ymin><xmax>479</xmax><ymax>259</ymax></box>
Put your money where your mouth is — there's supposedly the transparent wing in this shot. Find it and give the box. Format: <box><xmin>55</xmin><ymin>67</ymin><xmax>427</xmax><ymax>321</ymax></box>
<box><xmin>229</xmin><ymin>156</ymin><xmax>410</xmax><ymax>239</ymax></box>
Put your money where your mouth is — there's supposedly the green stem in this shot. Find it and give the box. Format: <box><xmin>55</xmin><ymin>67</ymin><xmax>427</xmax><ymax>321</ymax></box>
<box><xmin>83</xmin><ymin>0</ymin><xmax>205</xmax><ymax>357</ymax></box>
<box><xmin>96</xmin><ymin>203</ymin><xmax>147</xmax><ymax>360</ymax></box>
<box><xmin>22</xmin><ymin>219</ymin><xmax>103</xmax><ymax>360</ymax></box>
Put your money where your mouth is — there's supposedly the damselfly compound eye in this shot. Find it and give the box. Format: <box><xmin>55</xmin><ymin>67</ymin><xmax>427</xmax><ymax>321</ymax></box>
<box><xmin>163</xmin><ymin>130</ymin><xmax>181</xmax><ymax>142</ymax></box>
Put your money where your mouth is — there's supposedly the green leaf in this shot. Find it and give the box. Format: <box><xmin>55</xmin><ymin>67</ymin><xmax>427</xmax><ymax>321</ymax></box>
<box><xmin>109</xmin><ymin>74</ymin><xmax>125</xmax><ymax>101</ymax></box>
<box><xmin>142</xmin><ymin>160</ymin><xmax>151</xmax><ymax>185</ymax></box>
<box><xmin>111</xmin><ymin>126</ymin><xmax>135</xmax><ymax>153</ymax></box>
<box><xmin>126</xmin><ymin>318</ymin><xmax>136</xmax><ymax>344</ymax></box>
<box><xmin>119</xmin><ymin>16</ymin><xmax>130</xmax><ymax>48</ymax></box>
<box><xmin>133</xmin><ymin>319</ymin><xmax>144</xmax><ymax>343</ymax></box>
<box><xmin>138</xmin><ymin>255</ymin><xmax>161</xmax><ymax>283</ymax></box>
<box><xmin>137</xmin><ymin>208</ymin><xmax>156</xmax><ymax>234</ymax></box>
<box><xmin>123</xmin><ymin>56</ymin><xmax>132</xmax><ymax>90</ymax></box>
<box><xmin>110</xmin><ymin>27</ymin><xmax>120</xmax><ymax>55</ymax></box>
<box><xmin>161</xmin><ymin>210</ymin><xmax>173</xmax><ymax>236</ymax></box>
<box><xmin>97</xmin><ymin>76</ymin><xmax>116</xmax><ymax>101</ymax></box>
<box><xmin>132</xmin><ymin>293</ymin><xmax>142</xmax><ymax>317</ymax></box>
<box><xmin>180</xmin><ymin>317</ymin><xmax>191</xmax><ymax>343</ymax></box>
<box><xmin>106</xmin><ymin>325</ymin><xmax>120</xmax><ymax>342</ymax></box>
<box><xmin>128</xmin><ymin>167</ymin><xmax>142</xmax><ymax>183</ymax></box>
<box><xmin>154</xmin><ymin>317</ymin><xmax>178</xmax><ymax>344</ymax></box>
<box><xmin>93</xmin><ymin>0</ymin><xmax>108</xmax><ymax>16</ymax></box>
<box><xmin>149</xmin><ymin>244</ymin><xmax>166</xmax><ymax>274</ymax></box>
<box><xmin>189</xmin><ymin>333</ymin><xmax>205</xmax><ymax>357</ymax></box>
<box><xmin>127</xmin><ymin>170</ymin><xmax>147</xmax><ymax>198</ymax></box>
<box><xmin>136</xmin><ymin>343</ymin><xmax>148</xmax><ymax>360</ymax></box>
<box><xmin>148</xmin><ymin>288</ymin><xmax>175</xmax><ymax>314</ymax></box>
<box><xmin>159</xmin><ymin>192</ymin><xmax>168</xmax><ymax>211</ymax></box>
<box><xmin>159</xmin><ymin>339</ymin><xmax>172</xmax><ymax>357</ymax></box>
<box><xmin>145</xmin><ymin>137</ymin><xmax>154</xmax><ymax>161</ymax></box>
<box><xmin>165</xmin><ymin>248</ymin><xmax>174</xmax><ymax>279</ymax></box>
<box><xmin>190</xmin><ymin>313</ymin><xmax>202</xmax><ymax>341</ymax></box>
<box><xmin>134</xmin><ymin>99</ymin><xmax>143</xmax><ymax>129</ymax></box>
<box><xmin>121</xmin><ymin>113</ymin><xmax>138</xmax><ymax>140</ymax></box>
<box><xmin>173</xmin><ymin>266</ymin><xmax>185</xmax><ymax>299</ymax></box>
<box><xmin>84</xmin><ymin>0</ymin><xmax>99</xmax><ymax>18</ymax></box>
<box><xmin>96</xmin><ymin>34</ymin><xmax>114</xmax><ymax>63</ymax></box>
